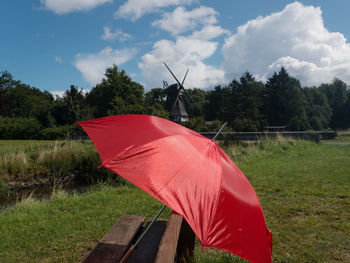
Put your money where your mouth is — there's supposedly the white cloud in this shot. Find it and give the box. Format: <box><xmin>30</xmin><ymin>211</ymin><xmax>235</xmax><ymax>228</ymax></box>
<box><xmin>74</xmin><ymin>46</ymin><xmax>137</xmax><ymax>85</ymax></box>
<box><xmin>51</xmin><ymin>89</ymin><xmax>90</xmax><ymax>98</ymax></box>
<box><xmin>139</xmin><ymin>36</ymin><xmax>225</xmax><ymax>89</ymax></box>
<box><xmin>190</xmin><ymin>25</ymin><xmax>230</xmax><ymax>40</ymax></box>
<box><xmin>152</xmin><ymin>6</ymin><xmax>218</xmax><ymax>36</ymax></box>
<box><xmin>54</xmin><ymin>56</ymin><xmax>63</xmax><ymax>63</ymax></box>
<box><xmin>50</xmin><ymin>90</ymin><xmax>65</xmax><ymax>98</ymax></box>
<box><xmin>101</xmin><ymin>26</ymin><xmax>132</xmax><ymax>42</ymax></box>
<box><xmin>140</xmin><ymin>5</ymin><xmax>229</xmax><ymax>89</ymax></box>
<box><xmin>41</xmin><ymin>0</ymin><xmax>112</xmax><ymax>15</ymax></box>
<box><xmin>115</xmin><ymin>0</ymin><xmax>194</xmax><ymax>21</ymax></box>
<box><xmin>222</xmin><ymin>1</ymin><xmax>350</xmax><ymax>86</ymax></box>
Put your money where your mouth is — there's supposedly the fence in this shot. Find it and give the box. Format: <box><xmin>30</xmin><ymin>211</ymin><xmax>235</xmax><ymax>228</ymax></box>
<box><xmin>199</xmin><ymin>131</ymin><xmax>337</xmax><ymax>142</ymax></box>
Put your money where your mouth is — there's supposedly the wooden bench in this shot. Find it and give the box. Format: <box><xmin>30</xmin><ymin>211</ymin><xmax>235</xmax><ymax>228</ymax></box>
<box><xmin>82</xmin><ymin>212</ymin><xmax>195</xmax><ymax>263</ymax></box>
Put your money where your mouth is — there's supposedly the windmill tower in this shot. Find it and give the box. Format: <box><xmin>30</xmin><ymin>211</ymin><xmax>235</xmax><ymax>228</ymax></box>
<box><xmin>163</xmin><ymin>63</ymin><xmax>197</xmax><ymax>123</ymax></box>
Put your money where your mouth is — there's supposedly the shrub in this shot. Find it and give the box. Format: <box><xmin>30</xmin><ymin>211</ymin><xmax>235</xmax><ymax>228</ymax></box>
<box><xmin>40</xmin><ymin>125</ymin><xmax>85</xmax><ymax>140</ymax></box>
<box><xmin>181</xmin><ymin>117</ymin><xmax>225</xmax><ymax>132</ymax></box>
<box><xmin>0</xmin><ymin>117</ymin><xmax>42</xmax><ymax>139</ymax></box>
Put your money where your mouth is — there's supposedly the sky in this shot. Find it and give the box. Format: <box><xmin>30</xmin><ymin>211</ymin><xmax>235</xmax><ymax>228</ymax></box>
<box><xmin>1</xmin><ymin>0</ymin><xmax>350</xmax><ymax>97</ymax></box>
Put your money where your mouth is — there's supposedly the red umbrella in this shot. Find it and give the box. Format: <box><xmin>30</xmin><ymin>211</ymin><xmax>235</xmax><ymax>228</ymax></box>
<box><xmin>76</xmin><ymin>115</ymin><xmax>272</xmax><ymax>263</ymax></box>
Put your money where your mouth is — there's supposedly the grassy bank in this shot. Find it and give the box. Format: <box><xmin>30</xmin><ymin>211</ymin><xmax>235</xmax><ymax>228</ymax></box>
<box><xmin>0</xmin><ymin>139</ymin><xmax>349</xmax><ymax>262</ymax></box>
<box><xmin>0</xmin><ymin>140</ymin><xmax>111</xmax><ymax>186</ymax></box>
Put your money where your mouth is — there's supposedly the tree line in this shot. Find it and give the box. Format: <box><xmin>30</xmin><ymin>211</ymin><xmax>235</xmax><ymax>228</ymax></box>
<box><xmin>0</xmin><ymin>65</ymin><xmax>349</xmax><ymax>139</ymax></box>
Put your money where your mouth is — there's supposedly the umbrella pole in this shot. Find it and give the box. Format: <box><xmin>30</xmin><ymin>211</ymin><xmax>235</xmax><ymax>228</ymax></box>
<box><xmin>134</xmin><ymin>204</ymin><xmax>166</xmax><ymax>248</ymax></box>
<box><xmin>119</xmin><ymin>204</ymin><xmax>166</xmax><ymax>263</ymax></box>
<box><xmin>212</xmin><ymin>122</ymin><xmax>228</xmax><ymax>141</ymax></box>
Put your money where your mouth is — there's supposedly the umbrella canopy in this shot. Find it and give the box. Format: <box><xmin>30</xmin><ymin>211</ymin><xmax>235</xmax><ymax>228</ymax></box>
<box><xmin>76</xmin><ymin>115</ymin><xmax>272</xmax><ymax>263</ymax></box>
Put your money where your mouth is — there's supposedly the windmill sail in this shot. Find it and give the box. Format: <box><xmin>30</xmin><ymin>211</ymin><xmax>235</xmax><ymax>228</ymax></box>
<box><xmin>163</xmin><ymin>63</ymin><xmax>191</xmax><ymax>122</ymax></box>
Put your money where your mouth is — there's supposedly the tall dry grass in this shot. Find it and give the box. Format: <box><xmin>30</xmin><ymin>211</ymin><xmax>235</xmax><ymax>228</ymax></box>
<box><xmin>219</xmin><ymin>135</ymin><xmax>313</xmax><ymax>162</ymax></box>
<box><xmin>0</xmin><ymin>140</ymin><xmax>108</xmax><ymax>183</ymax></box>
<box><xmin>0</xmin><ymin>152</ymin><xmax>28</xmax><ymax>179</ymax></box>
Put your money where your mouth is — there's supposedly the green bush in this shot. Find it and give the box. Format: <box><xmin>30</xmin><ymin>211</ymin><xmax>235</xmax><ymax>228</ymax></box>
<box><xmin>181</xmin><ymin>117</ymin><xmax>225</xmax><ymax>132</ymax></box>
<box><xmin>40</xmin><ymin>125</ymin><xmax>85</xmax><ymax>140</ymax></box>
<box><xmin>0</xmin><ymin>117</ymin><xmax>42</xmax><ymax>139</ymax></box>
<box><xmin>0</xmin><ymin>118</ymin><xmax>87</xmax><ymax>140</ymax></box>
<box><xmin>231</xmin><ymin>118</ymin><xmax>260</xmax><ymax>132</ymax></box>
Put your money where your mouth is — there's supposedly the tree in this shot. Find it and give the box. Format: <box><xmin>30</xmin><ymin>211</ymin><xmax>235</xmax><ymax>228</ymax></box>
<box><xmin>144</xmin><ymin>88</ymin><xmax>168</xmax><ymax>118</ymax></box>
<box><xmin>303</xmin><ymin>87</ymin><xmax>332</xmax><ymax>130</ymax></box>
<box><xmin>263</xmin><ymin>67</ymin><xmax>310</xmax><ymax>130</ymax></box>
<box><xmin>53</xmin><ymin>85</ymin><xmax>92</xmax><ymax>125</ymax></box>
<box><xmin>345</xmin><ymin>89</ymin><xmax>350</xmax><ymax>128</ymax></box>
<box><xmin>33</xmin><ymin>90</ymin><xmax>56</xmax><ymax>127</ymax></box>
<box><xmin>319</xmin><ymin>79</ymin><xmax>349</xmax><ymax>129</ymax></box>
<box><xmin>205</xmin><ymin>73</ymin><xmax>266</xmax><ymax>131</ymax></box>
<box><xmin>0</xmin><ymin>71</ymin><xmax>18</xmax><ymax>116</ymax></box>
<box><xmin>145</xmin><ymin>88</ymin><xmax>166</xmax><ymax>105</ymax></box>
<box><xmin>0</xmin><ymin>71</ymin><xmax>56</xmax><ymax>127</ymax></box>
<box><xmin>227</xmin><ymin>72</ymin><xmax>265</xmax><ymax>131</ymax></box>
<box><xmin>87</xmin><ymin>65</ymin><xmax>145</xmax><ymax>117</ymax></box>
<box><xmin>182</xmin><ymin>88</ymin><xmax>207</xmax><ymax>117</ymax></box>
<box><xmin>204</xmin><ymin>85</ymin><xmax>231</xmax><ymax>121</ymax></box>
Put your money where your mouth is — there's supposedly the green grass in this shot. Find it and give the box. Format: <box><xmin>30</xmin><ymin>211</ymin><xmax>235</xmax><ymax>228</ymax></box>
<box><xmin>324</xmin><ymin>135</ymin><xmax>350</xmax><ymax>142</ymax></box>
<box><xmin>0</xmin><ymin>139</ymin><xmax>349</xmax><ymax>262</ymax></box>
<box><xmin>240</xmin><ymin>145</ymin><xmax>350</xmax><ymax>262</ymax></box>
<box><xmin>0</xmin><ymin>185</ymin><xmax>170</xmax><ymax>263</ymax></box>
<box><xmin>0</xmin><ymin>140</ymin><xmax>110</xmax><ymax>183</ymax></box>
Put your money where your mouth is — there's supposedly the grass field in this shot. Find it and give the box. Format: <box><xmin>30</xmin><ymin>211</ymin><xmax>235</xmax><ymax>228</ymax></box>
<box><xmin>0</xmin><ymin>139</ymin><xmax>349</xmax><ymax>262</ymax></box>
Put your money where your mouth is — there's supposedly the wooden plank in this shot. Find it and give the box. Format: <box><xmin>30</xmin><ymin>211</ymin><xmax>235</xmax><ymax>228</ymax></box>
<box><xmin>101</xmin><ymin>214</ymin><xmax>145</xmax><ymax>245</ymax></box>
<box><xmin>82</xmin><ymin>243</ymin><xmax>128</xmax><ymax>263</ymax></box>
<box><xmin>154</xmin><ymin>212</ymin><xmax>183</xmax><ymax>263</ymax></box>
<box><xmin>82</xmin><ymin>214</ymin><xmax>145</xmax><ymax>263</ymax></box>
<box><xmin>128</xmin><ymin>220</ymin><xmax>167</xmax><ymax>263</ymax></box>
<box><xmin>176</xmin><ymin>219</ymin><xmax>196</xmax><ymax>263</ymax></box>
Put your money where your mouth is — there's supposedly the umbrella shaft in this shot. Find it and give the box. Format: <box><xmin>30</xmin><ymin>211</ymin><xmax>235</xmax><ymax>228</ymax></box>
<box><xmin>134</xmin><ymin>204</ymin><xmax>166</xmax><ymax>248</ymax></box>
<box><xmin>212</xmin><ymin>122</ymin><xmax>228</xmax><ymax>141</ymax></box>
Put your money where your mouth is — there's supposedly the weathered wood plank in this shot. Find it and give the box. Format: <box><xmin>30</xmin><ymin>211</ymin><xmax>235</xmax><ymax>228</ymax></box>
<box><xmin>82</xmin><ymin>214</ymin><xmax>145</xmax><ymax>263</ymax></box>
<box><xmin>82</xmin><ymin>243</ymin><xmax>127</xmax><ymax>263</ymax></box>
<box><xmin>154</xmin><ymin>212</ymin><xmax>183</xmax><ymax>263</ymax></box>
<box><xmin>128</xmin><ymin>220</ymin><xmax>167</xmax><ymax>263</ymax></box>
<box><xmin>176</xmin><ymin>219</ymin><xmax>196</xmax><ymax>263</ymax></box>
<box><xmin>101</xmin><ymin>214</ymin><xmax>145</xmax><ymax>245</ymax></box>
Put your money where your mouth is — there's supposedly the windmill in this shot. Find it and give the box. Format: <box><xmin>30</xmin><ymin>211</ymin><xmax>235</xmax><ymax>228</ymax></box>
<box><xmin>163</xmin><ymin>63</ymin><xmax>198</xmax><ymax>123</ymax></box>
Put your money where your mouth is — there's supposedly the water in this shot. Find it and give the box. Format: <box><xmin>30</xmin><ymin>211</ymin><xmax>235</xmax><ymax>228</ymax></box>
<box><xmin>0</xmin><ymin>178</ymin><xmax>91</xmax><ymax>209</ymax></box>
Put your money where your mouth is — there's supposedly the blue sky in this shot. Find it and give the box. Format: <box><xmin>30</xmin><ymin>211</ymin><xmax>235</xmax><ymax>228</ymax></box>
<box><xmin>1</xmin><ymin>0</ymin><xmax>350</xmax><ymax>96</ymax></box>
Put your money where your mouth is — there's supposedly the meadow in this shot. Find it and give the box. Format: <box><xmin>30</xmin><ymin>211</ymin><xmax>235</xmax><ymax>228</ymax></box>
<box><xmin>0</xmin><ymin>138</ymin><xmax>349</xmax><ymax>262</ymax></box>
